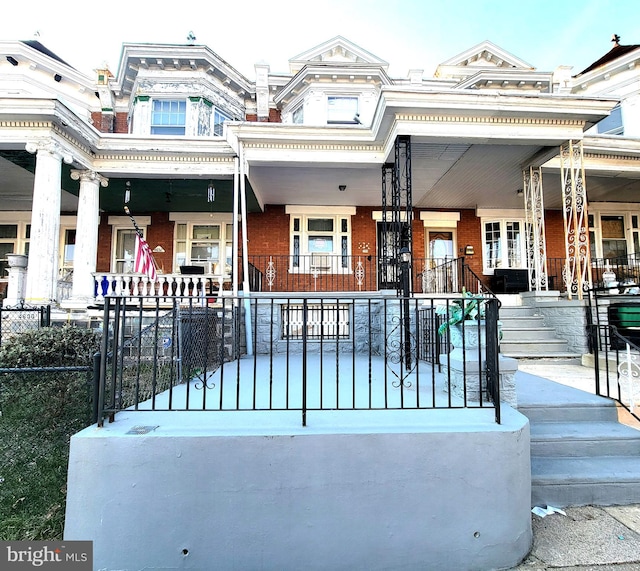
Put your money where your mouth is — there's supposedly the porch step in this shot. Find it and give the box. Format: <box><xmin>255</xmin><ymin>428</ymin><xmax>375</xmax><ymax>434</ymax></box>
<box><xmin>518</xmin><ymin>373</ymin><xmax>640</xmax><ymax>507</ymax></box>
<box><xmin>498</xmin><ymin>305</ymin><xmax>583</xmax><ymax>360</ymax></box>
<box><xmin>530</xmin><ymin>421</ymin><xmax>640</xmax><ymax>457</ymax></box>
<box><xmin>530</xmin><ymin>456</ymin><xmax>640</xmax><ymax>507</ymax></box>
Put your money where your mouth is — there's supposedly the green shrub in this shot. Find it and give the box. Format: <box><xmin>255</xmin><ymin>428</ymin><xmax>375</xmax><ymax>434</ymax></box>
<box><xmin>0</xmin><ymin>326</ymin><xmax>101</xmax><ymax>540</ymax></box>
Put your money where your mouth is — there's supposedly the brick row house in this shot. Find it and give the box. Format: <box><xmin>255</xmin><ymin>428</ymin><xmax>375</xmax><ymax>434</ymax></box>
<box><xmin>0</xmin><ymin>35</ymin><xmax>638</xmax><ymax>308</ymax></box>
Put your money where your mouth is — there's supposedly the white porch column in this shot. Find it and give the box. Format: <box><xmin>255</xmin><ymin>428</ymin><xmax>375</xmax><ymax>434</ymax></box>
<box><xmin>69</xmin><ymin>169</ymin><xmax>108</xmax><ymax>306</ymax></box>
<box><xmin>25</xmin><ymin>140</ymin><xmax>73</xmax><ymax>305</ymax></box>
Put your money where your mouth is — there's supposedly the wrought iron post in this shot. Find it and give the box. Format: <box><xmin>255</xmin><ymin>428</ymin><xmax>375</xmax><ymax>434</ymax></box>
<box><xmin>394</xmin><ymin>135</ymin><xmax>413</xmax><ymax>295</ymax></box>
<box><xmin>523</xmin><ymin>166</ymin><xmax>549</xmax><ymax>291</ymax></box>
<box><xmin>560</xmin><ymin>140</ymin><xmax>591</xmax><ymax>300</ymax></box>
<box><xmin>400</xmin><ymin>247</ymin><xmax>412</xmax><ymax>370</ymax></box>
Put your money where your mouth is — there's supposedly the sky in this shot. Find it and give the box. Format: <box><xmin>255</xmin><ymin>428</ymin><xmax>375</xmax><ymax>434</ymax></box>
<box><xmin>1</xmin><ymin>0</ymin><xmax>639</xmax><ymax>80</ymax></box>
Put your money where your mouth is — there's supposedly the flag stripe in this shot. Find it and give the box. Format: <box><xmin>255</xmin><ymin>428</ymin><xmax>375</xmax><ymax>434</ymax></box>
<box><xmin>134</xmin><ymin>233</ymin><xmax>157</xmax><ymax>281</ymax></box>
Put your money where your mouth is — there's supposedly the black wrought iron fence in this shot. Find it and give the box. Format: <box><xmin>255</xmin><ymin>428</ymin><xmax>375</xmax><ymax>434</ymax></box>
<box><xmin>0</xmin><ymin>360</ymin><xmax>99</xmax><ymax>425</ymax></box>
<box><xmin>97</xmin><ymin>294</ymin><xmax>502</xmax><ymax>426</ymax></box>
<box><xmin>0</xmin><ymin>305</ymin><xmax>51</xmax><ymax>346</ymax></box>
<box><xmin>586</xmin><ymin>283</ymin><xmax>640</xmax><ymax>419</ymax></box>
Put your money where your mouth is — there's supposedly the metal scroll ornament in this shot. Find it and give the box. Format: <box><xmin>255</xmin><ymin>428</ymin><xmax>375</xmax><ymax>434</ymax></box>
<box><xmin>385</xmin><ymin>314</ymin><xmax>417</xmax><ymax>387</ymax></box>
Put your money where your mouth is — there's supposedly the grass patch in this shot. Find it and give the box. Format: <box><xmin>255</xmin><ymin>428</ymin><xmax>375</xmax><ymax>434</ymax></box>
<box><xmin>0</xmin><ymin>326</ymin><xmax>100</xmax><ymax>540</ymax></box>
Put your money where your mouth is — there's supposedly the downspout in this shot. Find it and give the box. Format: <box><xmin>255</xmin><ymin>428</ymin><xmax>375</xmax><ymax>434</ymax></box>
<box><xmin>233</xmin><ymin>157</ymin><xmax>239</xmax><ymax>298</ymax></box>
<box><xmin>239</xmin><ymin>143</ymin><xmax>253</xmax><ymax>355</ymax></box>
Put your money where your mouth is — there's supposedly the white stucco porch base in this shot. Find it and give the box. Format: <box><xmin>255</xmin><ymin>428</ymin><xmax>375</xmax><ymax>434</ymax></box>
<box><xmin>65</xmin><ymin>407</ymin><xmax>531</xmax><ymax>571</ymax></box>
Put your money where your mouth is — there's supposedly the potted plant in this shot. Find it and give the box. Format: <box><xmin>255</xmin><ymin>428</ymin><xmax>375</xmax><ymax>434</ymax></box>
<box><xmin>436</xmin><ymin>290</ymin><xmax>501</xmax><ymax>351</ymax></box>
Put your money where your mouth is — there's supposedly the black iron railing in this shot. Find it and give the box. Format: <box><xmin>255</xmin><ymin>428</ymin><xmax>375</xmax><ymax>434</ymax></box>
<box><xmin>96</xmin><ymin>294</ymin><xmax>502</xmax><ymax>426</ymax></box>
<box><xmin>586</xmin><ymin>282</ymin><xmax>640</xmax><ymax>420</ymax></box>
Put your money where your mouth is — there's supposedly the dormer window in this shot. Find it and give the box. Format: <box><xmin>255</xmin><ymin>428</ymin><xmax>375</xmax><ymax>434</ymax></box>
<box><xmin>597</xmin><ymin>104</ymin><xmax>623</xmax><ymax>135</ymax></box>
<box><xmin>151</xmin><ymin>100</ymin><xmax>186</xmax><ymax>135</ymax></box>
<box><xmin>292</xmin><ymin>105</ymin><xmax>304</xmax><ymax>124</ymax></box>
<box><xmin>327</xmin><ymin>96</ymin><xmax>358</xmax><ymax>124</ymax></box>
<box><xmin>213</xmin><ymin>108</ymin><xmax>232</xmax><ymax>136</ymax></box>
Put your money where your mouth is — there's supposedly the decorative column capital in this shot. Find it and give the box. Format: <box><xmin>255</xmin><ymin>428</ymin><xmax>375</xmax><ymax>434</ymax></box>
<box><xmin>70</xmin><ymin>169</ymin><xmax>109</xmax><ymax>187</ymax></box>
<box><xmin>25</xmin><ymin>139</ymin><xmax>73</xmax><ymax>164</ymax></box>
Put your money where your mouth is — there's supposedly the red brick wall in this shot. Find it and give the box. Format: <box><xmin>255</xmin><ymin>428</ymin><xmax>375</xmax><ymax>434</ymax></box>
<box><xmin>90</xmin><ymin>112</ymin><xmax>128</xmax><ymax>133</ymax></box>
<box><xmin>246</xmin><ymin>205</ymin><xmax>289</xmax><ymax>257</ymax></box>
<box><xmin>96</xmin><ymin>216</ymin><xmax>112</xmax><ymax>272</ymax></box>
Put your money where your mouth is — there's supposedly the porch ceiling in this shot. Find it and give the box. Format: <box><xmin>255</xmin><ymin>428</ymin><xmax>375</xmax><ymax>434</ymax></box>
<box><xmin>0</xmin><ymin>152</ymin><xmax>261</xmax><ymax>214</ymax></box>
<box><xmin>1</xmin><ymin>142</ymin><xmax>639</xmax><ymax>215</ymax></box>
<box><xmin>246</xmin><ymin>141</ymin><xmax>565</xmax><ymax>210</ymax></box>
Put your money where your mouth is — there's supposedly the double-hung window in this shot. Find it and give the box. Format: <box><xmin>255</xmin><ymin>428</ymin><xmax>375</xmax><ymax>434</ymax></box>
<box><xmin>172</xmin><ymin>216</ymin><xmax>233</xmax><ymax>275</ymax></box>
<box><xmin>287</xmin><ymin>206</ymin><xmax>354</xmax><ymax>273</ymax></box>
<box><xmin>213</xmin><ymin>108</ymin><xmax>232</xmax><ymax>136</ymax></box>
<box><xmin>151</xmin><ymin>100</ymin><xmax>186</xmax><ymax>135</ymax></box>
<box><xmin>597</xmin><ymin>104</ymin><xmax>623</xmax><ymax>135</ymax></box>
<box><xmin>0</xmin><ymin>221</ymin><xmax>30</xmax><ymax>279</ymax></box>
<box><xmin>482</xmin><ymin>218</ymin><xmax>525</xmax><ymax>271</ymax></box>
<box><xmin>327</xmin><ymin>96</ymin><xmax>358</xmax><ymax>124</ymax></box>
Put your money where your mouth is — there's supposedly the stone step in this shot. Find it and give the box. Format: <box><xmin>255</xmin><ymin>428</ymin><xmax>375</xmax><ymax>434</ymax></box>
<box><xmin>531</xmin><ymin>455</ymin><xmax>640</xmax><ymax>507</ymax></box>
<box><xmin>530</xmin><ymin>421</ymin><xmax>640</xmax><ymax>457</ymax></box>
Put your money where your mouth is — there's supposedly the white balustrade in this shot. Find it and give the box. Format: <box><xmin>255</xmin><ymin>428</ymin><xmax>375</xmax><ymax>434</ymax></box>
<box><xmin>92</xmin><ymin>272</ymin><xmax>229</xmax><ymax>304</ymax></box>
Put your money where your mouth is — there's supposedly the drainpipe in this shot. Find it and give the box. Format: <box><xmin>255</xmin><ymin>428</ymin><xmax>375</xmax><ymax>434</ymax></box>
<box><xmin>239</xmin><ymin>144</ymin><xmax>253</xmax><ymax>355</ymax></box>
<box><xmin>233</xmin><ymin>157</ymin><xmax>239</xmax><ymax>298</ymax></box>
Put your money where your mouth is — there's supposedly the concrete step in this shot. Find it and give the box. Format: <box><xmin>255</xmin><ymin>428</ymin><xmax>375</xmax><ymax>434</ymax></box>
<box><xmin>530</xmin><ymin>421</ymin><xmax>640</xmax><ymax>457</ymax></box>
<box><xmin>531</xmin><ymin>455</ymin><xmax>640</xmax><ymax>507</ymax></box>
<box><xmin>499</xmin><ymin>306</ymin><xmax>537</xmax><ymax>318</ymax></box>
<box><xmin>500</xmin><ymin>339</ymin><xmax>571</xmax><ymax>354</ymax></box>
<box><xmin>501</xmin><ymin>327</ymin><xmax>565</xmax><ymax>341</ymax></box>
<box><xmin>500</xmin><ymin>316</ymin><xmax>546</xmax><ymax>328</ymax></box>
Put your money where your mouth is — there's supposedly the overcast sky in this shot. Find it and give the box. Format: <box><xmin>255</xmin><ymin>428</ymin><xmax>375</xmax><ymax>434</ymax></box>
<box><xmin>1</xmin><ymin>0</ymin><xmax>638</xmax><ymax>79</ymax></box>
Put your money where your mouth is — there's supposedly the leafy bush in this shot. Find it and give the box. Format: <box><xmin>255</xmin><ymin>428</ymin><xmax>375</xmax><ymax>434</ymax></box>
<box><xmin>0</xmin><ymin>326</ymin><xmax>101</xmax><ymax>540</ymax></box>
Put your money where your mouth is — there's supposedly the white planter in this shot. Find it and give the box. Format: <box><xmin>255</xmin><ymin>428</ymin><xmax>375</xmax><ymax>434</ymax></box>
<box><xmin>7</xmin><ymin>253</ymin><xmax>28</xmax><ymax>268</ymax></box>
<box><xmin>449</xmin><ymin>321</ymin><xmax>486</xmax><ymax>351</ymax></box>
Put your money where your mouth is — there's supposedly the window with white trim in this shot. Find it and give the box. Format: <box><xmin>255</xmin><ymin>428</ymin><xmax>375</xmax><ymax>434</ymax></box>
<box><xmin>213</xmin><ymin>108</ymin><xmax>232</xmax><ymax>136</ymax></box>
<box><xmin>174</xmin><ymin>221</ymin><xmax>233</xmax><ymax>274</ymax></box>
<box><xmin>289</xmin><ymin>210</ymin><xmax>352</xmax><ymax>273</ymax></box>
<box><xmin>108</xmin><ymin>216</ymin><xmax>150</xmax><ymax>273</ymax></box>
<box><xmin>327</xmin><ymin>96</ymin><xmax>358</xmax><ymax>124</ymax></box>
<box><xmin>597</xmin><ymin>104</ymin><xmax>623</xmax><ymax>135</ymax></box>
<box><xmin>151</xmin><ymin>100</ymin><xmax>186</xmax><ymax>135</ymax></box>
<box><xmin>482</xmin><ymin>219</ymin><xmax>525</xmax><ymax>271</ymax></box>
<box><xmin>292</xmin><ymin>104</ymin><xmax>304</xmax><ymax>124</ymax></box>
<box><xmin>0</xmin><ymin>222</ymin><xmax>30</xmax><ymax>279</ymax></box>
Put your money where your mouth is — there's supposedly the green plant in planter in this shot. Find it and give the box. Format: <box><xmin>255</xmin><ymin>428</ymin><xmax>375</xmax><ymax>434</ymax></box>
<box><xmin>436</xmin><ymin>290</ymin><xmax>486</xmax><ymax>336</ymax></box>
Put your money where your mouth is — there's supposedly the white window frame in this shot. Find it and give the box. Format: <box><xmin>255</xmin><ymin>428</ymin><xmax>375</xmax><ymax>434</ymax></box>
<box><xmin>59</xmin><ymin>216</ymin><xmax>77</xmax><ymax>278</ymax></box>
<box><xmin>169</xmin><ymin>213</ymin><xmax>234</xmax><ymax>275</ymax></box>
<box><xmin>327</xmin><ymin>95</ymin><xmax>359</xmax><ymax>124</ymax></box>
<box><xmin>596</xmin><ymin>104</ymin><xmax>623</xmax><ymax>135</ymax></box>
<box><xmin>480</xmin><ymin>216</ymin><xmax>526</xmax><ymax>274</ymax></box>
<box><xmin>150</xmin><ymin>99</ymin><xmax>187</xmax><ymax>135</ymax></box>
<box><xmin>213</xmin><ymin>107</ymin><xmax>232</xmax><ymax>136</ymax></box>
<box><xmin>108</xmin><ymin>216</ymin><xmax>151</xmax><ymax>274</ymax></box>
<box><xmin>0</xmin><ymin>214</ymin><xmax>30</xmax><ymax>284</ymax></box>
<box><xmin>588</xmin><ymin>206</ymin><xmax>640</xmax><ymax>261</ymax></box>
<box><xmin>286</xmin><ymin>206</ymin><xmax>355</xmax><ymax>274</ymax></box>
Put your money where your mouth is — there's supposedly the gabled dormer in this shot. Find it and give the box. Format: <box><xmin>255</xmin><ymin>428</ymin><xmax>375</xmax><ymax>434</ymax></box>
<box><xmin>110</xmin><ymin>43</ymin><xmax>255</xmax><ymax>137</ymax></box>
<box><xmin>274</xmin><ymin>36</ymin><xmax>392</xmax><ymax>127</ymax></box>
<box><xmin>434</xmin><ymin>41</ymin><xmax>551</xmax><ymax>91</ymax></box>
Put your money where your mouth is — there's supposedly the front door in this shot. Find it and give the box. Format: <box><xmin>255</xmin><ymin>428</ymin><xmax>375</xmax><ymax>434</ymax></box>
<box><xmin>424</xmin><ymin>230</ymin><xmax>456</xmax><ymax>292</ymax></box>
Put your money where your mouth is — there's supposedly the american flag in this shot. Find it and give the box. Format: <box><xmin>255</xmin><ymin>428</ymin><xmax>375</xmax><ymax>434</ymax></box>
<box><xmin>134</xmin><ymin>233</ymin><xmax>157</xmax><ymax>281</ymax></box>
